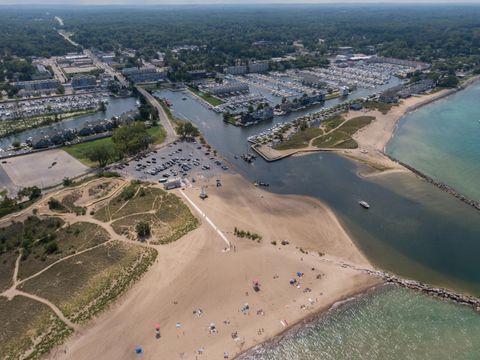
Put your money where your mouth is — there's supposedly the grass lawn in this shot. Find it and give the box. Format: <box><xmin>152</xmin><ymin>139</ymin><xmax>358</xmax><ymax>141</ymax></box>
<box><xmin>325</xmin><ymin>92</ymin><xmax>341</xmax><ymax>100</ymax></box>
<box><xmin>314</xmin><ymin>116</ymin><xmax>375</xmax><ymax>149</ymax></box>
<box><xmin>275</xmin><ymin>127</ymin><xmax>323</xmax><ymax>150</ymax></box>
<box><xmin>188</xmin><ymin>87</ymin><xmax>224</xmax><ymax>106</ymax></box>
<box><xmin>64</xmin><ymin>125</ymin><xmax>167</xmax><ymax>167</ymax></box>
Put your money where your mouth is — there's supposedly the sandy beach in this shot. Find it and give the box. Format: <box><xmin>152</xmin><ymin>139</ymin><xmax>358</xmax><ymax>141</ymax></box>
<box><xmin>49</xmin><ymin>173</ymin><xmax>379</xmax><ymax>360</ymax></box>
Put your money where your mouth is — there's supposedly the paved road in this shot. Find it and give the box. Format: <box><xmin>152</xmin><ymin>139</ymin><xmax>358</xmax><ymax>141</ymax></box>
<box><xmin>136</xmin><ymin>86</ymin><xmax>177</xmax><ymax>144</ymax></box>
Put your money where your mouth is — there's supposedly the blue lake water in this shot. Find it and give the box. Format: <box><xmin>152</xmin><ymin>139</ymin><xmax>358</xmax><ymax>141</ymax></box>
<box><xmin>239</xmin><ymin>285</ymin><xmax>480</xmax><ymax>360</ymax></box>
<box><xmin>388</xmin><ymin>82</ymin><xmax>480</xmax><ymax>202</ymax></box>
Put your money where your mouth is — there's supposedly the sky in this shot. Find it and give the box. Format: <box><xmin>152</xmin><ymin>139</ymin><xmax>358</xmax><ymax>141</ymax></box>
<box><xmin>2</xmin><ymin>0</ymin><xmax>480</xmax><ymax>4</ymax></box>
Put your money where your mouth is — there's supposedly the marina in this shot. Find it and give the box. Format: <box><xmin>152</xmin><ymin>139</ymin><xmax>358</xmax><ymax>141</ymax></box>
<box><xmin>0</xmin><ymin>96</ymin><xmax>138</xmax><ymax>154</ymax></box>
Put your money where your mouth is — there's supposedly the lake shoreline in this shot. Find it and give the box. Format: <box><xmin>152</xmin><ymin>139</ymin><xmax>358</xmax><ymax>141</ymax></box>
<box><xmin>236</xmin><ymin>282</ymin><xmax>385</xmax><ymax>359</ymax></box>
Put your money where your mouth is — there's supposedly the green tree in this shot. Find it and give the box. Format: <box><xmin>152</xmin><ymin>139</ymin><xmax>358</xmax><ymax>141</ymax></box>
<box><xmin>176</xmin><ymin>121</ymin><xmax>199</xmax><ymax>139</ymax></box>
<box><xmin>87</xmin><ymin>143</ymin><xmax>114</xmax><ymax>167</ymax></box>
<box><xmin>112</xmin><ymin>122</ymin><xmax>152</xmax><ymax>156</ymax></box>
<box><xmin>17</xmin><ymin>186</ymin><xmax>41</xmax><ymax>201</ymax></box>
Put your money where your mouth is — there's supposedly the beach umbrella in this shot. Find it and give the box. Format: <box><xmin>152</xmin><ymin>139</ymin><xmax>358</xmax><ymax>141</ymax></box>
<box><xmin>135</xmin><ymin>346</ymin><xmax>144</xmax><ymax>356</ymax></box>
<box><xmin>296</xmin><ymin>272</ymin><xmax>303</xmax><ymax>277</ymax></box>
<box><xmin>252</xmin><ymin>278</ymin><xmax>260</xmax><ymax>285</ymax></box>
<box><xmin>154</xmin><ymin>324</ymin><xmax>161</xmax><ymax>330</ymax></box>
<box><xmin>289</xmin><ymin>279</ymin><xmax>296</xmax><ymax>284</ymax></box>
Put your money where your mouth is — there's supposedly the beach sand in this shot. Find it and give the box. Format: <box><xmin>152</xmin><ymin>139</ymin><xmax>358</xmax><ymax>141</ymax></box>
<box><xmin>49</xmin><ymin>174</ymin><xmax>378</xmax><ymax>360</ymax></box>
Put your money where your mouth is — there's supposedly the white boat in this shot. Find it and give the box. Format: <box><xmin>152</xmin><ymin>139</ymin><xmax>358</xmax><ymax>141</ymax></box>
<box><xmin>359</xmin><ymin>200</ymin><xmax>370</xmax><ymax>209</ymax></box>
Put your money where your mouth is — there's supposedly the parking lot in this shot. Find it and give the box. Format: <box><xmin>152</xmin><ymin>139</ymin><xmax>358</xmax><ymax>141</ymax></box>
<box><xmin>116</xmin><ymin>139</ymin><xmax>230</xmax><ymax>185</ymax></box>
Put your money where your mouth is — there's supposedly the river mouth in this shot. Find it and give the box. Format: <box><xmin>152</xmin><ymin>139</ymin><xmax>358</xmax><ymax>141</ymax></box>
<box><xmin>157</xmin><ymin>88</ymin><xmax>480</xmax><ymax>297</ymax></box>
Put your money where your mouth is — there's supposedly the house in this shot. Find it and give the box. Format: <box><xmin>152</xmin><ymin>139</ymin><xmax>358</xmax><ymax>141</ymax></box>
<box><xmin>164</xmin><ymin>178</ymin><xmax>182</xmax><ymax>190</ymax></box>
<box><xmin>350</xmin><ymin>103</ymin><xmax>363</xmax><ymax>111</ymax></box>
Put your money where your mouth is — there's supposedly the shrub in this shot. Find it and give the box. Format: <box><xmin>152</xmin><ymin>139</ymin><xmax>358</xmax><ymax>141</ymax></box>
<box><xmin>136</xmin><ymin>221</ymin><xmax>151</xmax><ymax>239</ymax></box>
<box><xmin>44</xmin><ymin>241</ymin><xmax>59</xmax><ymax>254</ymax></box>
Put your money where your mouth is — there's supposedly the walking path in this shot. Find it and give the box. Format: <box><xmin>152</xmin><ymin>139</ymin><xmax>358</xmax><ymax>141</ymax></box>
<box><xmin>179</xmin><ymin>189</ymin><xmax>231</xmax><ymax>248</ymax></box>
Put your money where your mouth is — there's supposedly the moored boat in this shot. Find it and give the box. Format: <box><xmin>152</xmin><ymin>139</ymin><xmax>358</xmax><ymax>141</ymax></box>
<box><xmin>359</xmin><ymin>200</ymin><xmax>370</xmax><ymax>209</ymax></box>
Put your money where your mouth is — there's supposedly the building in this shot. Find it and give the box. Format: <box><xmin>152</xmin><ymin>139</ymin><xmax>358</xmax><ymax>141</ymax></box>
<box><xmin>280</xmin><ymin>92</ymin><xmax>326</xmax><ymax>113</ymax></box>
<box><xmin>239</xmin><ymin>106</ymin><xmax>274</xmax><ymax>125</ymax></box>
<box><xmin>187</xmin><ymin>70</ymin><xmax>208</xmax><ymax>80</ymax></box>
<box><xmin>29</xmin><ymin>128</ymin><xmax>76</xmax><ymax>149</ymax></box>
<box><xmin>350</xmin><ymin>103</ymin><xmax>363</xmax><ymax>111</ymax></box>
<box><xmin>164</xmin><ymin>178</ymin><xmax>182</xmax><ymax>190</ymax></box>
<box><xmin>122</xmin><ymin>67</ymin><xmax>167</xmax><ymax>84</ymax></box>
<box><xmin>379</xmin><ymin>79</ymin><xmax>435</xmax><ymax>103</ymax></box>
<box><xmin>248</xmin><ymin>61</ymin><xmax>269</xmax><ymax>74</ymax></box>
<box><xmin>379</xmin><ymin>85</ymin><xmax>403</xmax><ymax>103</ymax></box>
<box><xmin>298</xmin><ymin>71</ymin><xmax>326</xmax><ymax>88</ymax></box>
<box><xmin>204</xmin><ymin>83</ymin><xmax>249</xmax><ymax>96</ymax></box>
<box><xmin>32</xmin><ymin>64</ymin><xmax>52</xmax><ymax>80</ymax></box>
<box><xmin>337</xmin><ymin>46</ymin><xmax>354</xmax><ymax>56</ymax></box>
<box><xmin>11</xmin><ymin>79</ymin><xmax>60</xmax><ymax>96</ymax></box>
<box><xmin>71</xmin><ymin>75</ymin><xmax>97</xmax><ymax>90</ymax></box>
<box><xmin>225</xmin><ymin>65</ymin><xmax>247</xmax><ymax>75</ymax></box>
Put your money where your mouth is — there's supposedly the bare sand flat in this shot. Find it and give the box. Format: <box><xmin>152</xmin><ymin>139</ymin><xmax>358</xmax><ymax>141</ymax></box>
<box><xmin>0</xmin><ymin>149</ymin><xmax>89</xmax><ymax>194</ymax></box>
<box><xmin>50</xmin><ymin>174</ymin><xmax>378</xmax><ymax>360</ymax></box>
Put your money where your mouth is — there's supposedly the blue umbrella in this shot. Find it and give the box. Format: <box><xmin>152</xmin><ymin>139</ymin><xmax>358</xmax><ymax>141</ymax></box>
<box><xmin>135</xmin><ymin>346</ymin><xmax>144</xmax><ymax>356</ymax></box>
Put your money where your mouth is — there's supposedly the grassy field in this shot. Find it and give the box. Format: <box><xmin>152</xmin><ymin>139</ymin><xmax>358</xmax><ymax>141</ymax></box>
<box><xmin>20</xmin><ymin>241</ymin><xmax>157</xmax><ymax>323</ymax></box>
<box><xmin>0</xmin><ymin>296</ymin><xmax>72</xmax><ymax>360</ymax></box>
<box><xmin>275</xmin><ymin>127</ymin><xmax>324</xmax><ymax>150</ymax></box>
<box><xmin>313</xmin><ymin>116</ymin><xmax>376</xmax><ymax>149</ymax></box>
<box><xmin>64</xmin><ymin>125</ymin><xmax>167</xmax><ymax>167</ymax></box>
<box><xmin>188</xmin><ymin>87</ymin><xmax>224</xmax><ymax>106</ymax></box>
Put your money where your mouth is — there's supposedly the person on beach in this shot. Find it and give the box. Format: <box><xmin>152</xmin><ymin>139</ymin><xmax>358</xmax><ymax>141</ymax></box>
<box><xmin>223</xmin><ymin>351</ymin><xmax>229</xmax><ymax>359</ymax></box>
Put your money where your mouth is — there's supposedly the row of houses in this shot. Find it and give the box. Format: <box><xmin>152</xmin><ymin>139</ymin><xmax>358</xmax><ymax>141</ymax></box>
<box><xmin>379</xmin><ymin>79</ymin><xmax>435</xmax><ymax>103</ymax></box>
<box><xmin>28</xmin><ymin>119</ymin><xmax>118</xmax><ymax>149</ymax></box>
<box><xmin>278</xmin><ymin>92</ymin><xmax>327</xmax><ymax>113</ymax></box>
<box><xmin>28</xmin><ymin>109</ymin><xmax>139</xmax><ymax>149</ymax></box>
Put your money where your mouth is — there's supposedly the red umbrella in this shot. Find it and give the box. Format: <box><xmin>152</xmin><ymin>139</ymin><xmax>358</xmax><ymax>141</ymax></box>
<box><xmin>252</xmin><ymin>278</ymin><xmax>260</xmax><ymax>285</ymax></box>
<box><xmin>154</xmin><ymin>324</ymin><xmax>161</xmax><ymax>330</ymax></box>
